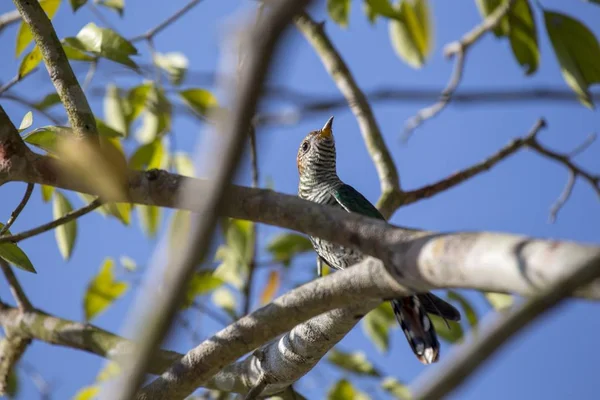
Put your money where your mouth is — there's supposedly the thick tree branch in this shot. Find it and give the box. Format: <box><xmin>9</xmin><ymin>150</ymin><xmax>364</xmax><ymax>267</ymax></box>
<box><xmin>12</xmin><ymin>0</ymin><xmax>98</xmax><ymax>139</ymax></box>
<box><xmin>0</xmin><ymin>332</ymin><xmax>30</xmax><ymax>396</ymax></box>
<box><xmin>294</xmin><ymin>12</ymin><xmax>401</xmax><ymax>218</ymax></box>
<box><xmin>403</xmin><ymin>0</ymin><xmax>517</xmax><ymax>140</ymax></box>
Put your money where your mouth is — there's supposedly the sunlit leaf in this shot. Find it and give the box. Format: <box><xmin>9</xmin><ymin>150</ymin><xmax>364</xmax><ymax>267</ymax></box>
<box><xmin>213</xmin><ymin>219</ymin><xmax>254</xmax><ymax>290</ymax></box>
<box><xmin>431</xmin><ymin>315</ymin><xmax>463</xmax><ymax>343</ymax></box>
<box><xmin>327</xmin><ymin>0</ymin><xmax>351</xmax><ymax>27</ymax></box>
<box><xmin>18</xmin><ymin>111</ymin><xmax>33</xmax><ymax>132</ymax></box>
<box><xmin>96</xmin><ymin>0</ymin><xmax>124</xmax><ymax>16</ymax></box>
<box><xmin>135</xmin><ymin>85</ymin><xmax>171</xmax><ymax>143</ymax></box>
<box><xmin>104</xmin><ymin>84</ymin><xmax>128</xmax><ymax>135</ymax></box>
<box><xmin>388</xmin><ymin>0</ymin><xmax>433</xmax><ymax>69</ymax></box>
<box><xmin>363</xmin><ymin>302</ymin><xmax>395</xmax><ymax>352</ymax></box>
<box><xmin>484</xmin><ymin>292</ymin><xmax>514</xmax><ymax>311</ymax></box>
<box><xmin>73</xmin><ymin>385</ymin><xmax>99</xmax><ymax>400</ymax></box>
<box><xmin>179</xmin><ymin>88</ymin><xmax>218</xmax><ymax>117</ymax></box>
<box><xmin>78</xmin><ymin>192</ymin><xmax>131</xmax><ymax>225</ymax></box>
<box><xmin>61</xmin><ymin>39</ymin><xmax>96</xmax><ymax>61</ymax></box>
<box><xmin>15</xmin><ymin>0</ymin><xmax>61</xmax><ymax>57</ymax></box>
<box><xmin>22</xmin><ymin>125</ymin><xmax>72</xmax><ymax>153</ymax></box>
<box><xmin>447</xmin><ymin>290</ymin><xmax>478</xmax><ymax>328</ymax></box>
<box><xmin>138</xmin><ymin>205</ymin><xmax>161</xmax><ymax>238</ymax></box>
<box><xmin>182</xmin><ymin>271</ymin><xmax>224</xmax><ymax>308</ymax></box>
<box><xmin>212</xmin><ymin>287</ymin><xmax>237</xmax><ymax>319</ymax></box>
<box><xmin>0</xmin><ymin>223</ymin><xmax>36</xmax><ymax>273</ymax></box>
<box><xmin>18</xmin><ymin>46</ymin><xmax>42</xmax><ymax>78</ymax></box>
<box><xmin>260</xmin><ymin>270</ymin><xmax>280</xmax><ymax>305</ymax></box>
<box><xmin>41</xmin><ymin>185</ymin><xmax>54</xmax><ymax>202</ymax></box>
<box><xmin>381</xmin><ymin>377</ymin><xmax>411</xmax><ymax>399</ymax></box>
<box><xmin>84</xmin><ymin>258</ymin><xmax>128</xmax><ymax>321</ymax></box>
<box><xmin>364</xmin><ymin>0</ymin><xmax>399</xmax><ymax>19</ymax></box>
<box><xmin>73</xmin><ymin>23</ymin><xmax>138</xmax><ymax>69</ymax></box>
<box><xmin>327</xmin><ymin>349</ymin><xmax>381</xmax><ymax>376</ymax></box>
<box><xmin>154</xmin><ymin>52</ymin><xmax>188</xmax><ymax>86</ymax></box>
<box><xmin>544</xmin><ymin>10</ymin><xmax>600</xmax><ymax>108</ymax></box>
<box><xmin>69</xmin><ymin>0</ymin><xmax>87</xmax><ymax>12</ymax></box>
<box><xmin>52</xmin><ymin>191</ymin><xmax>77</xmax><ymax>260</ymax></box>
<box><xmin>173</xmin><ymin>152</ymin><xmax>195</xmax><ymax>177</ymax></box>
<box><xmin>129</xmin><ymin>139</ymin><xmax>166</xmax><ymax>170</ymax></box>
<box><xmin>327</xmin><ymin>379</ymin><xmax>369</xmax><ymax>400</ymax></box>
<box><xmin>126</xmin><ymin>83</ymin><xmax>152</xmax><ymax>123</ymax></box>
<box><xmin>266</xmin><ymin>233</ymin><xmax>313</xmax><ymax>266</ymax></box>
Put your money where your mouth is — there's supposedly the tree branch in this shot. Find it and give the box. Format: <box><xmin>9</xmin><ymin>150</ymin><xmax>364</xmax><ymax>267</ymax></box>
<box><xmin>0</xmin><ymin>9</ymin><xmax>20</xmax><ymax>34</ymax></box>
<box><xmin>0</xmin><ymin>183</ymin><xmax>33</xmax><ymax>236</ymax></box>
<box><xmin>12</xmin><ymin>0</ymin><xmax>98</xmax><ymax>139</ymax></box>
<box><xmin>0</xmin><ymin>259</ymin><xmax>32</xmax><ymax>311</ymax></box>
<box><xmin>294</xmin><ymin>12</ymin><xmax>401</xmax><ymax>218</ymax></box>
<box><xmin>403</xmin><ymin>0</ymin><xmax>517</xmax><ymax>140</ymax></box>
<box><xmin>130</xmin><ymin>0</ymin><xmax>204</xmax><ymax>42</ymax></box>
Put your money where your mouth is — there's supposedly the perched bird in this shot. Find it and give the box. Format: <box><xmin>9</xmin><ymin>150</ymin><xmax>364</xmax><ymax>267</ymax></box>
<box><xmin>296</xmin><ymin>116</ymin><xmax>461</xmax><ymax>364</ymax></box>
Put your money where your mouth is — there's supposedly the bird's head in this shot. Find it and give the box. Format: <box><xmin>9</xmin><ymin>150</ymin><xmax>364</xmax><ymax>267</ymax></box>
<box><xmin>296</xmin><ymin>116</ymin><xmax>336</xmax><ymax>177</ymax></box>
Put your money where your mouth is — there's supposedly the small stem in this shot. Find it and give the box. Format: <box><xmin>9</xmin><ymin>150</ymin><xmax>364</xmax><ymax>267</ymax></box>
<box><xmin>0</xmin><ymin>259</ymin><xmax>32</xmax><ymax>311</ymax></box>
<box><xmin>0</xmin><ymin>183</ymin><xmax>34</xmax><ymax>236</ymax></box>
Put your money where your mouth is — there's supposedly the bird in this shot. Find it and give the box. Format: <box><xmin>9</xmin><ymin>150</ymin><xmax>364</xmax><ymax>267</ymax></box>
<box><xmin>296</xmin><ymin>116</ymin><xmax>461</xmax><ymax>364</ymax></box>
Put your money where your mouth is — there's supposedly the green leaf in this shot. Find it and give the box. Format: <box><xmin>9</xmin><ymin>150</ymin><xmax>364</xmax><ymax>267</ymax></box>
<box><xmin>388</xmin><ymin>0</ymin><xmax>433</xmax><ymax>69</ymax></box>
<box><xmin>23</xmin><ymin>125</ymin><xmax>72</xmax><ymax>153</ymax></box>
<box><xmin>381</xmin><ymin>377</ymin><xmax>411</xmax><ymax>400</ymax></box>
<box><xmin>179</xmin><ymin>89</ymin><xmax>218</xmax><ymax>117</ymax></box>
<box><xmin>18</xmin><ymin>46</ymin><xmax>42</xmax><ymax>79</ymax></box>
<box><xmin>15</xmin><ymin>0</ymin><xmax>61</xmax><ymax>57</ymax></box>
<box><xmin>154</xmin><ymin>52</ymin><xmax>188</xmax><ymax>86</ymax></box>
<box><xmin>0</xmin><ymin>223</ymin><xmax>37</xmax><ymax>273</ymax></box>
<box><xmin>53</xmin><ymin>191</ymin><xmax>77</xmax><ymax>260</ymax></box>
<box><xmin>18</xmin><ymin>111</ymin><xmax>33</xmax><ymax>132</ymax></box>
<box><xmin>104</xmin><ymin>84</ymin><xmax>128</xmax><ymax>135</ymax></box>
<box><xmin>41</xmin><ymin>185</ymin><xmax>54</xmax><ymax>202</ymax></box>
<box><xmin>266</xmin><ymin>233</ymin><xmax>313</xmax><ymax>266</ymax></box>
<box><xmin>182</xmin><ymin>271</ymin><xmax>224</xmax><ymax>308</ymax></box>
<box><xmin>362</xmin><ymin>302</ymin><xmax>395</xmax><ymax>352</ymax></box>
<box><xmin>95</xmin><ymin>118</ymin><xmax>125</xmax><ymax>138</ymax></box>
<box><xmin>96</xmin><ymin>0</ymin><xmax>124</xmax><ymax>16</ymax></box>
<box><xmin>447</xmin><ymin>290</ymin><xmax>478</xmax><ymax>328</ymax></box>
<box><xmin>544</xmin><ymin>10</ymin><xmax>600</xmax><ymax>108</ymax></box>
<box><xmin>73</xmin><ymin>385</ymin><xmax>99</xmax><ymax>400</ymax></box>
<box><xmin>135</xmin><ymin>85</ymin><xmax>171</xmax><ymax>143</ymax></box>
<box><xmin>137</xmin><ymin>205</ymin><xmax>161</xmax><ymax>238</ymax></box>
<box><xmin>78</xmin><ymin>192</ymin><xmax>131</xmax><ymax>225</ymax></box>
<box><xmin>6</xmin><ymin>368</ymin><xmax>18</xmax><ymax>399</ymax></box>
<box><xmin>328</xmin><ymin>0</ymin><xmax>351</xmax><ymax>27</ymax></box>
<box><xmin>34</xmin><ymin>92</ymin><xmax>61</xmax><ymax>110</ymax></box>
<box><xmin>126</xmin><ymin>83</ymin><xmax>152</xmax><ymax>124</ymax></box>
<box><xmin>61</xmin><ymin>39</ymin><xmax>96</xmax><ymax>61</ymax></box>
<box><xmin>364</xmin><ymin>0</ymin><xmax>400</xmax><ymax>19</ymax></box>
<box><xmin>84</xmin><ymin>258</ymin><xmax>128</xmax><ymax>321</ymax></box>
<box><xmin>364</xmin><ymin>1</ymin><xmax>379</xmax><ymax>24</ymax></box>
<box><xmin>475</xmin><ymin>0</ymin><xmax>509</xmax><ymax>36</ymax></box>
<box><xmin>69</xmin><ymin>0</ymin><xmax>87</xmax><ymax>12</ymax></box>
<box><xmin>212</xmin><ymin>287</ymin><xmax>237</xmax><ymax>319</ymax></box>
<box><xmin>484</xmin><ymin>292</ymin><xmax>514</xmax><ymax>311</ymax></box>
<box><xmin>173</xmin><ymin>153</ymin><xmax>195</xmax><ymax>177</ymax></box>
<box><xmin>129</xmin><ymin>139</ymin><xmax>167</xmax><ymax>170</ymax></box>
<box><xmin>327</xmin><ymin>349</ymin><xmax>381</xmax><ymax>376</ymax></box>
<box><xmin>431</xmin><ymin>315</ymin><xmax>463</xmax><ymax>343</ymax></box>
<box><xmin>327</xmin><ymin>379</ymin><xmax>369</xmax><ymax>400</ymax></box>
<box><xmin>213</xmin><ymin>219</ymin><xmax>254</xmax><ymax>289</ymax></box>
<box><xmin>74</xmin><ymin>23</ymin><xmax>138</xmax><ymax>69</ymax></box>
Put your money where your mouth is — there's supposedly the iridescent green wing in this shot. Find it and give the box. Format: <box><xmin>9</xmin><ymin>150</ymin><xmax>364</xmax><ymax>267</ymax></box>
<box><xmin>332</xmin><ymin>184</ymin><xmax>385</xmax><ymax>221</ymax></box>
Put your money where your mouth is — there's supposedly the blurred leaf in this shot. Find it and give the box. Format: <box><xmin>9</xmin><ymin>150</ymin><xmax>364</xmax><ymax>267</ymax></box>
<box><xmin>179</xmin><ymin>88</ymin><xmax>218</xmax><ymax>117</ymax></box>
<box><xmin>213</xmin><ymin>219</ymin><xmax>254</xmax><ymax>289</ymax></box>
<box><xmin>96</xmin><ymin>361</ymin><xmax>120</xmax><ymax>382</ymax></box>
<box><xmin>183</xmin><ymin>271</ymin><xmax>224</xmax><ymax>308</ymax></box>
<box><xmin>260</xmin><ymin>270</ymin><xmax>280</xmax><ymax>305</ymax></box>
<box><xmin>61</xmin><ymin>39</ymin><xmax>96</xmax><ymax>61</ymax></box>
<box><xmin>381</xmin><ymin>377</ymin><xmax>411</xmax><ymax>399</ymax></box>
<box><xmin>96</xmin><ymin>0</ymin><xmax>124</xmax><ymax>16</ymax></box>
<box><xmin>138</xmin><ymin>205</ymin><xmax>161</xmax><ymax>238</ymax></box>
<box><xmin>154</xmin><ymin>52</ymin><xmax>188</xmax><ymax>85</ymax></box>
<box><xmin>364</xmin><ymin>0</ymin><xmax>399</xmax><ymax>19</ymax></box>
<box><xmin>84</xmin><ymin>258</ymin><xmax>128</xmax><ymax>321</ymax></box>
<box><xmin>69</xmin><ymin>0</ymin><xmax>87</xmax><ymax>12</ymax></box>
<box><xmin>266</xmin><ymin>233</ymin><xmax>313</xmax><ymax>266</ymax></box>
<box><xmin>327</xmin><ymin>379</ymin><xmax>369</xmax><ymax>400</ymax></box>
<box><xmin>119</xmin><ymin>256</ymin><xmax>137</xmax><ymax>272</ymax></box>
<box><xmin>362</xmin><ymin>302</ymin><xmax>395</xmax><ymax>352</ymax></box>
<box><xmin>129</xmin><ymin>139</ymin><xmax>166</xmax><ymax>170</ymax></box>
<box><xmin>0</xmin><ymin>223</ymin><xmax>36</xmax><ymax>273</ymax></box>
<box><xmin>15</xmin><ymin>0</ymin><xmax>61</xmax><ymax>57</ymax></box>
<box><xmin>327</xmin><ymin>349</ymin><xmax>381</xmax><ymax>377</ymax></box>
<box><xmin>104</xmin><ymin>84</ymin><xmax>128</xmax><ymax>135</ymax></box>
<box><xmin>212</xmin><ymin>287</ymin><xmax>237</xmax><ymax>319</ymax></box>
<box><xmin>484</xmin><ymin>292</ymin><xmax>514</xmax><ymax>311</ymax></box>
<box><xmin>53</xmin><ymin>191</ymin><xmax>77</xmax><ymax>260</ymax></box>
<box><xmin>388</xmin><ymin>0</ymin><xmax>433</xmax><ymax>69</ymax></box>
<box><xmin>126</xmin><ymin>83</ymin><xmax>152</xmax><ymax>123</ymax></box>
<box><xmin>6</xmin><ymin>368</ymin><xmax>18</xmax><ymax>398</ymax></box>
<box><xmin>447</xmin><ymin>290</ymin><xmax>478</xmax><ymax>328</ymax></box>
<box><xmin>18</xmin><ymin>111</ymin><xmax>33</xmax><ymax>132</ymax></box>
<box><xmin>544</xmin><ymin>10</ymin><xmax>600</xmax><ymax>108</ymax></box>
<box><xmin>173</xmin><ymin>152</ymin><xmax>195</xmax><ymax>177</ymax></box>
<box><xmin>34</xmin><ymin>92</ymin><xmax>61</xmax><ymax>110</ymax></box>
<box><xmin>22</xmin><ymin>125</ymin><xmax>72</xmax><ymax>153</ymax></box>
<box><xmin>41</xmin><ymin>185</ymin><xmax>54</xmax><ymax>202</ymax></box>
<box><xmin>73</xmin><ymin>385</ymin><xmax>99</xmax><ymax>400</ymax></box>
<box><xmin>476</xmin><ymin>0</ymin><xmax>509</xmax><ymax>36</ymax></box>
<box><xmin>78</xmin><ymin>192</ymin><xmax>131</xmax><ymax>225</ymax></box>
<box><xmin>135</xmin><ymin>85</ymin><xmax>171</xmax><ymax>143</ymax></box>
<box><xmin>169</xmin><ymin>210</ymin><xmax>191</xmax><ymax>252</ymax></box>
<box><xmin>18</xmin><ymin>45</ymin><xmax>42</xmax><ymax>78</ymax></box>
<box><xmin>328</xmin><ymin>0</ymin><xmax>351</xmax><ymax>27</ymax></box>
<box><xmin>431</xmin><ymin>315</ymin><xmax>463</xmax><ymax>343</ymax></box>
<box><xmin>95</xmin><ymin>118</ymin><xmax>125</xmax><ymax>138</ymax></box>
<box><xmin>363</xmin><ymin>1</ymin><xmax>379</xmax><ymax>24</ymax></box>
<box><xmin>73</xmin><ymin>23</ymin><xmax>138</xmax><ymax>68</ymax></box>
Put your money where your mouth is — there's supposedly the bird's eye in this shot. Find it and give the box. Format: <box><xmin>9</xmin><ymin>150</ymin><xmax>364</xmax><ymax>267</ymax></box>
<box><xmin>301</xmin><ymin>141</ymin><xmax>310</xmax><ymax>153</ymax></box>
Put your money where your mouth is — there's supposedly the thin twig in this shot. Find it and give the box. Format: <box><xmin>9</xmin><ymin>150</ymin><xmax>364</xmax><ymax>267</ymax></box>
<box><xmin>82</xmin><ymin>59</ymin><xmax>98</xmax><ymax>91</ymax></box>
<box><xmin>0</xmin><ymin>259</ymin><xmax>33</xmax><ymax>311</ymax></box>
<box><xmin>130</xmin><ymin>0</ymin><xmax>203</xmax><ymax>42</ymax></box>
<box><xmin>567</xmin><ymin>133</ymin><xmax>597</xmax><ymax>157</ymax></box>
<box><xmin>244</xmin><ymin>373</ymin><xmax>268</xmax><ymax>400</ymax></box>
<box><xmin>0</xmin><ymin>183</ymin><xmax>34</xmax><ymax>236</ymax></box>
<box><xmin>88</xmin><ymin>2</ymin><xmax>119</xmax><ymax>32</ymax></box>
<box><xmin>549</xmin><ymin>170</ymin><xmax>576</xmax><ymax>223</ymax></box>
<box><xmin>294</xmin><ymin>12</ymin><xmax>401</xmax><ymax>218</ymax></box>
<box><xmin>0</xmin><ymin>9</ymin><xmax>21</xmax><ymax>33</ymax></box>
<box><xmin>0</xmin><ymin>71</ymin><xmax>38</xmax><ymax>96</ymax></box>
<box><xmin>0</xmin><ymin>94</ymin><xmax>62</xmax><ymax>125</ymax></box>
<box><xmin>0</xmin><ymin>199</ymin><xmax>102</xmax><ymax>245</ymax></box>
<box><xmin>403</xmin><ymin>0</ymin><xmax>517</xmax><ymax>141</ymax></box>
<box><xmin>410</xmin><ymin>253</ymin><xmax>600</xmax><ymax>399</ymax></box>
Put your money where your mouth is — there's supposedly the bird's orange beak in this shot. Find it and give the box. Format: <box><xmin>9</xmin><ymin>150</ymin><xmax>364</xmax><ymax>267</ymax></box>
<box><xmin>318</xmin><ymin>116</ymin><xmax>334</xmax><ymax>139</ymax></box>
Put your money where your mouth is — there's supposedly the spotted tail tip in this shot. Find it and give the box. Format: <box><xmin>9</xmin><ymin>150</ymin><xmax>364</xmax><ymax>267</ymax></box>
<box><xmin>417</xmin><ymin>347</ymin><xmax>439</xmax><ymax>365</ymax></box>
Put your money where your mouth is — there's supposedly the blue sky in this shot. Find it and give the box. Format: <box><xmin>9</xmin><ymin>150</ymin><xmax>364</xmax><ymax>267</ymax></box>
<box><xmin>0</xmin><ymin>0</ymin><xmax>599</xmax><ymax>399</ymax></box>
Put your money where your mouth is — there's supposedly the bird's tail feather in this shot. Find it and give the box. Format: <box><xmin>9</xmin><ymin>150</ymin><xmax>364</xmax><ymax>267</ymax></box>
<box><xmin>391</xmin><ymin>297</ymin><xmax>440</xmax><ymax>365</ymax></box>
